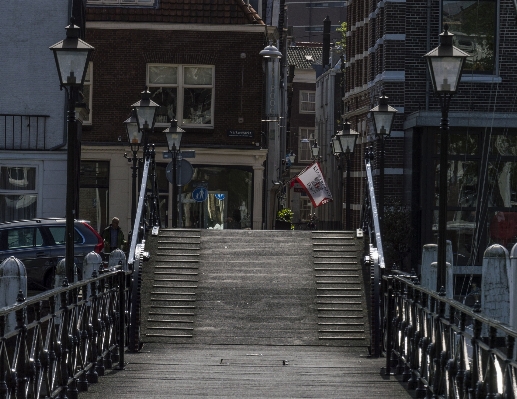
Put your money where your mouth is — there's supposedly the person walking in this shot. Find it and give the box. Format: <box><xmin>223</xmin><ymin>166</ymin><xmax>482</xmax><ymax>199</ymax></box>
<box><xmin>102</xmin><ymin>217</ymin><xmax>126</xmax><ymax>253</ymax></box>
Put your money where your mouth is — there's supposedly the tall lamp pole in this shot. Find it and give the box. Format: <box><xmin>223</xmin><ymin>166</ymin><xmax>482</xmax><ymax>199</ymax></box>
<box><xmin>424</xmin><ymin>24</ymin><xmax>468</xmax><ymax>292</ymax></box>
<box><xmin>124</xmin><ymin>110</ymin><xmax>142</xmax><ymax>230</ymax></box>
<box><xmin>370</xmin><ymin>92</ymin><xmax>397</xmax><ymax>229</ymax></box>
<box><xmin>50</xmin><ymin>21</ymin><xmax>94</xmax><ymax>283</ymax></box>
<box><xmin>332</xmin><ymin>120</ymin><xmax>359</xmax><ymax>230</ymax></box>
<box><xmin>165</xmin><ymin>120</ymin><xmax>185</xmax><ymax>228</ymax></box>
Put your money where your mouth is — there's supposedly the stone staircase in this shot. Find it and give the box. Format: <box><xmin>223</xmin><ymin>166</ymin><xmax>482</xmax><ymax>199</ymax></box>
<box><xmin>312</xmin><ymin>231</ymin><xmax>369</xmax><ymax>346</ymax></box>
<box><xmin>141</xmin><ymin>229</ymin><xmax>201</xmax><ymax>342</ymax></box>
<box><xmin>141</xmin><ymin>229</ymin><xmax>369</xmax><ymax>349</ymax></box>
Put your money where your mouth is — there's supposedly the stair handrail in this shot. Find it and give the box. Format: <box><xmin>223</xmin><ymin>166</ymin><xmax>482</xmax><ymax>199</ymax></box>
<box><xmin>362</xmin><ymin>149</ymin><xmax>385</xmax><ymax>269</ymax></box>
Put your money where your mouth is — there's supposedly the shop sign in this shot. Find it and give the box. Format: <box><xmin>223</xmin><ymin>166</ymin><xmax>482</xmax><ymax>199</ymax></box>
<box><xmin>227</xmin><ymin>130</ymin><xmax>254</xmax><ymax>138</ymax></box>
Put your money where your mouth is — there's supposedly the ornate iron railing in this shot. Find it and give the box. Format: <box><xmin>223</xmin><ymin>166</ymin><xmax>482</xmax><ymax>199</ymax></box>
<box><xmin>0</xmin><ymin>267</ymin><xmax>131</xmax><ymax>399</ymax></box>
<box><xmin>383</xmin><ymin>270</ymin><xmax>517</xmax><ymax>398</ymax></box>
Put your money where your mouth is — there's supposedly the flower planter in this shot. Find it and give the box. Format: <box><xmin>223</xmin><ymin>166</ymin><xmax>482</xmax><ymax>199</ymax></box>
<box><xmin>275</xmin><ymin>220</ymin><xmax>292</xmax><ymax>230</ymax></box>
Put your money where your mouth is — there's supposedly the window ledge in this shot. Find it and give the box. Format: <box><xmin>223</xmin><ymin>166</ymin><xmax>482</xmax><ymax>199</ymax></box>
<box><xmin>461</xmin><ymin>75</ymin><xmax>502</xmax><ymax>84</ymax></box>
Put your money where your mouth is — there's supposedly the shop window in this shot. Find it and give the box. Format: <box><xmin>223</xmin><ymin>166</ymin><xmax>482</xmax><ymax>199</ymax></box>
<box><xmin>442</xmin><ymin>0</ymin><xmax>496</xmax><ymax>74</ymax></box>
<box><xmin>147</xmin><ymin>64</ymin><xmax>214</xmax><ymax>128</ymax></box>
<box><xmin>0</xmin><ymin>166</ymin><xmax>38</xmax><ymax>222</ymax></box>
<box><xmin>300</xmin><ymin>91</ymin><xmax>316</xmax><ymax>113</ymax></box>
<box><xmin>79</xmin><ymin>161</ymin><xmax>109</xmax><ymax>232</ymax></box>
<box><xmin>298</xmin><ymin>128</ymin><xmax>315</xmax><ymax>162</ymax></box>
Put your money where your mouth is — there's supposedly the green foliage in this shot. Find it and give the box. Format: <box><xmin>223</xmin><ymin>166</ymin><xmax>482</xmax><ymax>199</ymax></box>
<box><xmin>335</xmin><ymin>22</ymin><xmax>347</xmax><ymax>50</ymax></box>
<box><xmin>277</xmin><ymin>208</ymin><xmax>294</xmax><ymax>223</ymax></box>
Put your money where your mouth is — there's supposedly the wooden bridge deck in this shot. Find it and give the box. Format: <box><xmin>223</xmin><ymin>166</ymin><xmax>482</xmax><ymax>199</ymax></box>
<box><xmin>78</xmin><ymin>343</ymin><xmax>414</xmax><ymax>398</ymax></box>
<box><xmin>79</xmin><ymin>230</ymin><xmax>415</xmax><ymax>398</ymax></box>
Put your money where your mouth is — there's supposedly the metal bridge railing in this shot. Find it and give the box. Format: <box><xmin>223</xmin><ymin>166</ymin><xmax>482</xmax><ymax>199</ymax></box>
<box><xmin>0</xmin><ymin>267</ymin><xmax>131</xmax><ymax>399</ymax></box>
<box><xmin>382</xmin><ymin>271</ymin><xmax>517</xmax><ymax>398</ymax></box>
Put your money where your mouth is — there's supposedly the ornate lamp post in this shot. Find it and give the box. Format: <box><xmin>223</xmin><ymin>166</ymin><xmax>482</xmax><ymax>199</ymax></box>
<box><xmin>370</xmin><ymin>92</ymin><xmax>397</xmax><ymax>226</ymax></box>
<box><xmin>50</xmin><ymin>21</ymin><xmax>94</xmax><ymax>283</ymax></box>
<box><xmin>424</xmin><ymin>24</ymin><xmax>468</xmax><ymax>292</ymax></box>
<box><xmin>124</xmin><ymin>110</ymin><xmax>142</xmax><ymax>230</ymax></box>
<box><xmin>164</xmin><ymin>120</ymin><xmax>185</xmax><ymax>228</ymax></box>
<box><xmin>332</xmin><ymin>120</ymin><xmax>359</xmax><ymax>230</ymax></box>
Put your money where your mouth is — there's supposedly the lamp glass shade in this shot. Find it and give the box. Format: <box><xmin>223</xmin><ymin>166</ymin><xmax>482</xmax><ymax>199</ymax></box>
<box><xmin>260</xmin><ymin>44</ymin><xmax>282</xmax><ymax>58</ymax></box>
<box><xmin>426</xmin><ymin>56</ymin><xmax>465</xmax><ymax>93</ymax></box>
<box><xmin>125</xmin><ymin>117</ymin><xmax>141</xmax><ymax>145</ymax></box>
<box><xmin>331</xmin><ymin>136</ymin><xmax>341</xmax><ymax>156</ymax></box>
<box><xmin>288</xmin><ymin>153</ymin><xmax>296</xmax><ymax>163</ymax></box>
<box><xmin>339</xmin><ymin>133</ymin><xmax>358</xmax><ymax>154</ymax></box>
<box><xmin>311</xmin><ymin>143</ymin><xmax>320</xmax><ymax>157</ymax></box>
<box><xmin>134</xmin><ymin>104</ymin><xmax>158</xmax><ymax>131</ymax></box>
<box><xmin>49</xmin><ymin>24</ymin><xmax>94</xmax><ymax>87</ymax></box>
<box><xmin>372</xmin><ymin>110</ymin><xmax>396</xmax><ymax>136</ymax></box>
<box><xmin>166</xmin><ymin>131</ymin><xmax>183</xmax><ymax>151</ymax></box>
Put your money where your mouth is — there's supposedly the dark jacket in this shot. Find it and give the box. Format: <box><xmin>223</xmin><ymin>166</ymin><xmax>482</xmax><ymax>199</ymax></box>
<box><xmin>101</xmin><ymin>225</ymin><xmax>126</xmax><ymax>252</ymax></box>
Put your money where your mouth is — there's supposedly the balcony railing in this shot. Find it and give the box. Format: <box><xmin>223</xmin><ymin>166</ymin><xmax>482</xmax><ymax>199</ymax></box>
<box><xmin>0</xmin><ymin>114</ymin><xmax>51</xmax><ymax>150</ymax></box>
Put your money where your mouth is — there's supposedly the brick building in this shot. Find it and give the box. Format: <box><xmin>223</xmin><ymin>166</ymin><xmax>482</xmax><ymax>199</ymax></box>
<box><xmin>345</xmin><ymin>0</ymin><xmax>517</xmax><ymax>269</ymax></box>
<box><xmin>81</xmin><ymin>0</ymin><xmax>268</xmax><ymax>233</ymax></box>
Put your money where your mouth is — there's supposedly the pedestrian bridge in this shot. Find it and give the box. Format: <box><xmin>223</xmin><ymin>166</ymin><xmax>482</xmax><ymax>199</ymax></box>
<box><xmin>3</xmin><ymin>156</ymin><xmax>517</xmax><ymax>398</ymax></box>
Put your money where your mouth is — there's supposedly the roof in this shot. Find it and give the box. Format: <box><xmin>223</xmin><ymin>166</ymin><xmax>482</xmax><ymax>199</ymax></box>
<box><xmin>86</xmin><ymin>0</ymin><xmax>264</xmax><ymax>25</ymax></box>
<box><xmin>287</xmin><ymin>45</ymin><xmax>323</xmax><ymax>69</ymax></box>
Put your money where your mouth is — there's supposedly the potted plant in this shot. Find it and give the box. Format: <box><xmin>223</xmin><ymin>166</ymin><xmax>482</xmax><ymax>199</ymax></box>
<box><xmin>275</xmin><ymin>208</ymin><xmax>294</xmax><ymax>230</ymax></box>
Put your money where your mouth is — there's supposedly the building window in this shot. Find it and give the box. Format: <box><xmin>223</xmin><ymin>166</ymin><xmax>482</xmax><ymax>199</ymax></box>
<box><xmin>298</xmin><ymin>128</ymin><xmax>315</xmax><ymax>162</ymax></box>
<box><xmin>0</xmin><ymin>166</ymin><xmax>37</xmax><ymax>222</ymax></box>
<box><xmin>82</xmin><ymin>63</ymin><xmax>92</xmax><ymax>125</ymax></box>
<box><xmin>147</xmin><ymin>64</ymin><xmax>215</xmax><ymax>128</ymax></box>
<box><xmin>300</xmin><ymin>198</ymin><xmax>313</xmax><ymax>221</ymax></box>
<box><xmin>87</xmin><ymin>0</ymin><xmax>155</xmax><ymax>6</ymax></box>
<box><xmin>300</xmin><ymin>91</ymin><xmax>316</xmax><ymax>113</ymax></box>
<box><xmin>442</xmin><ymin>0</ymin><xmax>496</xmax><ymax>74</ymax></box>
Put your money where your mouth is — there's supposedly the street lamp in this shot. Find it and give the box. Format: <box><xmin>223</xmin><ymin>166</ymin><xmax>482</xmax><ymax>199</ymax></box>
<box><xmin>332</xmin><ymin>120</ymin><xmax>359</xmax><ymax>230</ymax></box>
<box><xmin>164</xmin><ymin>120</ymin><xmax>185</xmax><ymax>228</ymax></box>
<box><xmin>50</xmin><ymin>21</ymin><xmax>94</xmax><ymax>283</ymax></box>
<box><xmin>131</xmin><ymin>88</ymin><xmax>159</xmax><ymax>145</ymax></box>
<box><xmin>424</xmin><ymin>24</ymin><xmax>468</xmax><ymax>292</ymax></box>
<box><xmin>370</xmin><ymin>91</ymin><xmax>397</xmax><ymax>228</ymax></box>
<box><xmin>124</xmin><ymin>110</ymin><xmax>142</xmax><ymax>230</ymax></box>
<box><xmin>311</xmin><ymin>140</ymin><xmax>320</xmax><ymax>160</ymax></box>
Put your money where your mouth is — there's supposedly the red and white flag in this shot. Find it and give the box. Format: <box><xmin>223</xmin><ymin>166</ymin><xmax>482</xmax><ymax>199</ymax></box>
<box><xmin>291</xmin><ymin>162</ymin><xmax>333</xmax><ymax>207</ymax></box>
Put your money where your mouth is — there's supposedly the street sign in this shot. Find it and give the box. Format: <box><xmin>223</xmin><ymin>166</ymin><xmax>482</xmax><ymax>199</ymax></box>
<box><xmin>166</xmin><ymin>159</ymin><xmax>194</xmax><ymax>185</ymax></box>
<box><xmin>192</xmin><ymin>186</ymin><xmax>208</xmax><ymax>202</ymax></box>
<box><xmin>163</xmin><ymin>150</ymin><xmax>196</xmax><ymax>159</ymax></box>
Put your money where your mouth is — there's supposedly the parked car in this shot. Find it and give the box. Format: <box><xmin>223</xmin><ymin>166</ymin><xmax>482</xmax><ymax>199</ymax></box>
<box><xmin>0</xmin><ymin>218</ymin><xmax>104</xmax><ymax>289</ymax></box>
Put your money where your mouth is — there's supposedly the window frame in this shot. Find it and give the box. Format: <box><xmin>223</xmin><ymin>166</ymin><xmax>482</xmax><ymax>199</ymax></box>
<box><xmin>146</xmin><ymin>64</ymin><xmax>215</xmax><ymax>129</ymax></box>
<box><xmin>299</xmin><ymin>91</ymin><xmax>316</xmax><ymax>114</ymax></box>
<box><xmin>298</xmin><ymin>127</ymin><xmax>315</xmax><ymax>163</ymax></box>
<box><xmin>441</xmin><ymin>0</ymin><xmax>498</xmax><ymax>78</ymax></box>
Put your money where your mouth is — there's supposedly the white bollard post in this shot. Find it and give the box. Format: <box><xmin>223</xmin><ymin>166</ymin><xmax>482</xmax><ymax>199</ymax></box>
<box><xmin>0</xmin><ymin>257</ymin><xmax>27</xmax><ymax>333</ymax></box>
<box><xmin>108</xmin><ymin>249</ymin><xmax>127</xmax><ymax>271</ymax></box>
<box><xmin>481</xmin><ymin>244</ymin><xmax>510</xmax><ymax>337</ymax></box>
<box><xmin>421</xmin><ymin>241</ymin><xmax>453</xmax><ymax>292</ymax></box>
<box><xmin>509</xmin><ymin>243</ymin><xmax>517</xmax><ymax>330</ymax></box>
<box><xmin>83</xmin><ymin>252</ymin><xmax>103</xmax><ymax>301</ymax></box>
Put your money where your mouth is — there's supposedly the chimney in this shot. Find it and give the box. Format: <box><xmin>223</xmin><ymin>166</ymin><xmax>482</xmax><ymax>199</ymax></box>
<box><xmin>322</xmin><ymin>16</ymin><xmax>331</xmax><ymax>68</ymax></box>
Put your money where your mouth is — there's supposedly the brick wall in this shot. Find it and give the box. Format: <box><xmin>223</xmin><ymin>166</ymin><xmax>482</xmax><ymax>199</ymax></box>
<box><xmin>84</xmin><ymin>28</ymin><xmax>265</xmax><ymax>149</ymax></box>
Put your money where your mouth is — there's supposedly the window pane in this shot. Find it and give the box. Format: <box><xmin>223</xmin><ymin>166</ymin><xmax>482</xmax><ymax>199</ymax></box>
<box><xmin>443</xmin><ymin>0</ymin><xmax>496</xmax><ymax>74</ymax></box>
<box><xmin>79</xmin><ymin>161</ymin><xmax>110</xmax><ymax>232</ymax></box>
<box><xmin>150</xmin><ymin>87</ymin><xmax>178</xmax><ymax>124</ymax></box>
<box><xmin>489</xmin><ymin>211</ymin><xmax>517</xmax><ymax>252</ymax></box>
<box><xmin>0</xmin><ymin>194</ymin><xmax>37</xmax><ymax>222</ymax></box>
<box><xmin>6</xmin><ymin>227</ymin><xmax>42</xmax><ymax>249</ymax></box>
<box><xmin>488</xmin><ymin>161</ymin><xmax>517</xmax><ymax>208</ymax></box>
<box><xmin>435</xmin><ymin>160</ymin><xmax>478</xmax><ymax>207</ymax></box>
<box><xmin>149</xmin><ymin>65</ymin><xmax>178</xmax><ymax>85</ymax></box>
<box><xmin>491</xmin><ymin>135</ymin><xmax>517</xmax><ymax>156</ymax></box>
<box><xmin>184</xmin><ymin>67</ymin><xmax>213</xmax><ymax>85</ymax></box>
<box><xmin>183</xmin><ymin>88</ymin><xmax>212</xmax><ymax>124</ymax></box>
<box><xmin>298</xmin><ymin>128</ymin><xmax>314</xmax><ymax>162</ymax></box>
<box><xmin>48</xmin><ymin>227</ymin><xmax>66</xmax><ymax>245</ymax></box>
<box><xmin>0</xmin><ymin>167</ymin><xmax>36</xmax><ymax>190</ymax></box>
